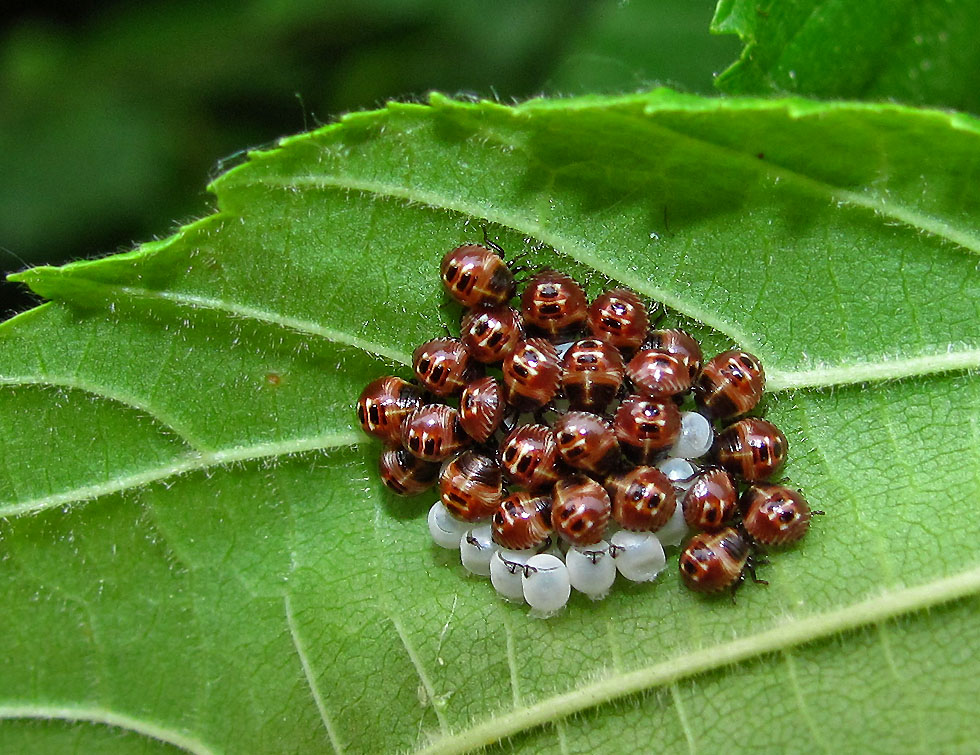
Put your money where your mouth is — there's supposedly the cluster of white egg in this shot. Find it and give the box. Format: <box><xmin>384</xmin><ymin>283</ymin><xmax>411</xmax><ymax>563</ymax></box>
<box><xmin>427</xmin><ymin>409</ymin><xmax>714</xmax><ymax>618</ymax></box>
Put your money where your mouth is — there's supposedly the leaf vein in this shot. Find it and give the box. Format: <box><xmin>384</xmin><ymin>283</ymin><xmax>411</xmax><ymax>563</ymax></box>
<box><xmin>669</xmin><ymin>682</ymin><xmax>697</xmax><ymax>755</ymax></box>
<box><xmin>233</xmin><ymin>174</ymin><xmax>763</xmax><ymax>359</ymax></box>
<box><xmin>0</xmin><ymin>705</ymin><xmax>216</xmax><ymax>755</ymax></box>
<box><xmin>604</xmin><ymin>622</ymin><xmax>624</xmax><ymax>675</ymax></box>
<box><xmin>634</xmin><ymin>112</ymin><xmax>980</xmax><ymax>255</ymax></box>
<box><xmin>798</xmin><ymin>398</ymin><xmax>898</xmax><ymax>584</ymax></box>
<box><xmin>782</xmin><ymin>649</ymin><xmax>830</xmax><ymax>754</ymax></box>
<box><xmin>414</xmin><ymin>567</ymin><xmax>980</xmax><ymax>755</ymax></box>
<box><xmin>284</xmin><ymin>593</ymin><xmax>345</xmax><ymax>754</ymax></box>
<box><xmin>31</xmin><ymin>280</ymin><xmax>413</xmax><ymax>367</ymax></box>
<box><xmin>764</xmin><ymin>349</ymin><xmax>980</xmax><ymax>391</ymax></box>
<box><xmin>0</xmin><ymin>432</ymin><xmax>361</xmax><ymax>518</ymax></box>
<box><xmin>876</xmin><ymin>623</ymin><xmax>927</xmax><ymax>754</ymax></box>
<box><xmin>232</xmin><ymin>176</ymin><xmax>980</xmax><ymax>389</ymax></box>
<box><xmin>503</xmin><ymin>613</ymin><xmax>522</xmax><ymax>708</ymax></box>
<box><xmin>554</xmin><ymin>720</ymin><xmax>571</xmax><ymax>755</ymax></box>
<box><xmin>0</xmin><ymin>375</ymin><xmax>205</xmax><ymax>451</ymax></box>
<box><xmin>391</xmin><ymin>614</ymin><xmax>449</xmax><ymax>734</ymax></box>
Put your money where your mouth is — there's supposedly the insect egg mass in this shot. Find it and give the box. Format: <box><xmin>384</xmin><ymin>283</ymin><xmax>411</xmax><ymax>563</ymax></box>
<box><xmin>355</xmin><ymin>238</ymin><xmax>818</xmax><ymax>616</ymax></box>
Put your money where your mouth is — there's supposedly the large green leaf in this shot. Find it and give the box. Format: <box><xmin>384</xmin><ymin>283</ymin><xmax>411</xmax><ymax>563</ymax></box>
<box><xmin>713</xmin><ymin>0</ymin><xmax>980</xmax><ymax>114</ymax></box>
<box><xmin>2</xmin><ymin>90</ymin><xmax>980</xmax><ymax>753</ymax></box>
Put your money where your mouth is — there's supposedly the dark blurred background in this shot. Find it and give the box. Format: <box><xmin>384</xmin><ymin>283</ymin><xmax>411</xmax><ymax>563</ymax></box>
<box><xmin>0</xmin><ymin>0</ymin><xmax>738</xmax><ymax>320</ymax></box>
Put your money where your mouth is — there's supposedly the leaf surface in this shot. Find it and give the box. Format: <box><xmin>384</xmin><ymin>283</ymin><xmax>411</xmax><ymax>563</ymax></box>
<box><xmin>713</xmin><ymin>0</ymin><xmax>980</xmax><ymax>114</ymax></box>
<box><xmin>2</xmin><ymin>90</ymin><xmax>980</xmax><ymax>753</ymax></box>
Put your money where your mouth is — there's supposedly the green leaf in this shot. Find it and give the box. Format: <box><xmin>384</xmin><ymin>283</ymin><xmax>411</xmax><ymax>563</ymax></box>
<box><xmin>3</xmin><ymin>90</ymin><xmax>980</xmax><ymax>753</ymax></box>
<box><xmin>713</xmin><ymin>0</ymin><xmax>980</xmax><ymax>114</ymax></box>
<box><xmin>547</xmin><ymin>0</ymin><xmax>740</xmax><ymax>95</ymax></box>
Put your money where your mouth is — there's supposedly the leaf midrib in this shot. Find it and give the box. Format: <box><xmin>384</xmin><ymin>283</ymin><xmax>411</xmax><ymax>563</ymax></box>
<box><xmin>412</xmin><ymin>566</ymin><xmax>980</xmax><ymax>755</ymax></box>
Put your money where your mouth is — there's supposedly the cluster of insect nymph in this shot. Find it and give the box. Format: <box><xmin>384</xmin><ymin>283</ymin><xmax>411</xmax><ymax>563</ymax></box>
<box><xmin>356</xmin><ymin>235</ymin><xmax>820</xmax><ymax>618</ymax></box>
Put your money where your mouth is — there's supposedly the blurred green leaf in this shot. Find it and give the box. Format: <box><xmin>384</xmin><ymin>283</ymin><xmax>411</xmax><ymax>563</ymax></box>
<box><xmin>548</xmin><ymin>0</ymin><xmax>739</xmax><ymax>94</ymax></box>
<box><xmin>0</xmin><ymin>0</ymin><xmax>598</xmax><ymax>267</ymax></box>
<box><xmin>3</xmin><ymin>90</ymin><xmax>980</xmax><ymax>752</ymax></box>
<box><xmin>713</xmin><ymin>0</ymin><xmax>980</xmax><ymax>113</ymax></box>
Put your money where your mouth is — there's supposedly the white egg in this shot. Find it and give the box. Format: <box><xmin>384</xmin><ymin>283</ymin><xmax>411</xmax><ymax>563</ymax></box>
<box><xmin>610</xmin><ymin>530</ymin><xmax>666</xmax><ymax>582</ymax></box>
<box><xmin>522</xmin><ymin>554</ymin><xmax>571</xmax><ymax>617</ymax></box>
<box><xmin>655</xmin><ymin>499</ymin><xmax>690</xmax><ymax>548</ymax></box>
<box><xmin>427</xmin><ymin>501</ymin><xmax>468</xmax><ymax>549</ymax></box>
<box><xmin>490</xmin><ymin>548</ymin><xmax>537</xmax><ymax>602</ymax></box>
<box><xmin>668</xmin><ymin>411</ymin><xmax>714</xmax><ymax>459</ymax></box>
<box><xmin>565</xmin><ymin>541</ymin><xmax>617</xmax><ymax>600</ymax></box>
<box><xmin>657</xmin><ymin>457</ymin><xmax>697</xmax><ymax>495</ymax></box>
<box><xmin>459</xmin><ymin>524</ymin><xmax>496</xmax><ymax>577</ymax></box>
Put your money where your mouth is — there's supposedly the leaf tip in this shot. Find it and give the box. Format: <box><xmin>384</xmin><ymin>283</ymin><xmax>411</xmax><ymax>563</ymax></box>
<box><xmin>709</xmin><ymin>0</ymin><xmax>740</xmax><ymax>34</ymax></box>
<box><xmin>7</xmin><ymin>266</ymin><xmax>43</xmax><ymax>287</ymax></box>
